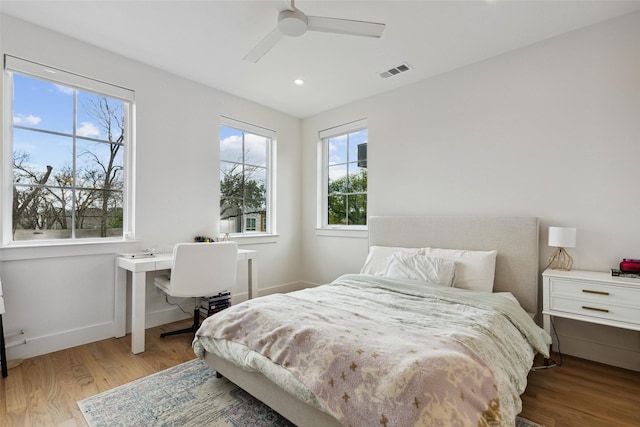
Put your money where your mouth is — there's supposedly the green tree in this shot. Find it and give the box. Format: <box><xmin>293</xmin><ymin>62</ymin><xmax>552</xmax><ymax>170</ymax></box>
<box><xmin>328</xmin><ymin>169</ymin><xmax>367</xmax><ymax>225</ymax></box>
<box><xmin>220</xmin><ymin>163</ymin><xmax>266</xmax><ymax>232</ymax></box>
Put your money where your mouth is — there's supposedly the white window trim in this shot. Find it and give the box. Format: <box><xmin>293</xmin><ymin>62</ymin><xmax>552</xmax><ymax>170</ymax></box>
<box><xmin>220</xmin><ymin>116</ymin><xmax>276</xmax><ymax>237</ymax></box>
<box><xmin>317</xmin><ymin>118</ymin><xmax>368</xmax><ymax>231</ymax></box>
<box><xmin>2</xmin><ymin>55</ymin><xmax>136</xmax><ymax>247</ymax></box>
<box><xmin>5</xmin><ymin>55</ymin><xmax>134</xmax><ymax>102</ymax></box>
<box><xmin>314</xmin><ymin>228</ymin><xmax>368</xmax><ymax>239</ymax></box>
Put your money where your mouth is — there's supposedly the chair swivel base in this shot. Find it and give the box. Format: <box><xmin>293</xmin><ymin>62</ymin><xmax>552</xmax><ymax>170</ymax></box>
<box><xmin>160</xmin><ymin>308</ymin><xmax>200</xmax><ymax>338</ymax></box>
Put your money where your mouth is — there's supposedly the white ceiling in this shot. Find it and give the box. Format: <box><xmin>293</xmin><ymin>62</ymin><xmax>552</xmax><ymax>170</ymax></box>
<box><xmin>2</xmin><ymin>0</ymin><xmax>640</xmax><ymax>118</ymax></box>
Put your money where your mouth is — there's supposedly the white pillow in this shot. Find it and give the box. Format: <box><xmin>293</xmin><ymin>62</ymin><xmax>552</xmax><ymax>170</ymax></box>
<box><xmin>383</xmin><ymin>252</ymin><xmax>457</xmax><ymax>286</ymax></box>
<box><xmin>360</xmin><ymin>246</ymin><xmax>421</xmax><ymax>276</ymax></box>
<box><xmin>422</xmin><ymin>247</ymin><xmax>497</xmax><ymax>292</ymax></box>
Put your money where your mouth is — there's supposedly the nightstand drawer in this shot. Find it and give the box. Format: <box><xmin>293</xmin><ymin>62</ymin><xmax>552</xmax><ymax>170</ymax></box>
<box><xmin>549</xmin><ymin>278</ymin><xmax>640</xmax><ymax>309</ymax></box>
<box><xmin>549</xmin><ymin>295</ymin><xmax>640</xmax><ymax>325</ymax></box>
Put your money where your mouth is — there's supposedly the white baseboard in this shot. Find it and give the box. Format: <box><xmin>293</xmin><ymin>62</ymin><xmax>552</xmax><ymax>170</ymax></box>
<box><xmin>145</xmin><ymin>307</ymin><xmax>192</xmax><ymax>329</ymax></box>
<box><xmin>550</xmin><ymin>317</ymin><xmax>640</xmax><ymax>371</ymax></box>
<box><xmin>5</xmin><ymin>321</ymin><xmax>114</xmax><ymax>360</ymax></box>
<box><xmin>554</xmin><ymin>334</ymin><xmax>640</xmax><ymax>372</ymax></box>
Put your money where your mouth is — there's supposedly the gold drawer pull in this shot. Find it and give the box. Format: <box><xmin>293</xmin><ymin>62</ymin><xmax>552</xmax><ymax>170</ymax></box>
<box><xmin>582</xmin><ymin>306</ymin><xmax>609</xmax><ymax>313</ymax></box>
<box><xmin>582</xmin><ymin>289</ymin><xmax>609</xmax><ymax>296</ymax></box>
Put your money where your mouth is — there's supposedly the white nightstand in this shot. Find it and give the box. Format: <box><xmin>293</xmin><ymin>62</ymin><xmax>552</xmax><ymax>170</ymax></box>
<box><xmin>542</xmin><ymin>269</ymin><xmax>640</xmax><ymax>349</ymax></box>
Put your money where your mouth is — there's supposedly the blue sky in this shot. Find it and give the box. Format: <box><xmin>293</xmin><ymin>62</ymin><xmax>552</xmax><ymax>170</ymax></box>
<box><xmin>327</xmin><ymin>129</ymin><xmax>367</xmax><ymax>183</ymax></box>
<box><xmin>219</xmin><ymin>125</ymin><xmax>267</xmax><ymax>167</ymax></box>
<box><xmin>219</xmin><ymin>125</ymin><xmax>268</xmax><ymax>187</ymax></box>
<box><xmin>12</xmin><ymin>73</ymin><xmax>123</xmax><ymax>181</ymax></box>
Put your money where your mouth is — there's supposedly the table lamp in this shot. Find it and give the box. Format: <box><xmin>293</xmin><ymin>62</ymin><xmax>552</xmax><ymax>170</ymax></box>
<box><xmin>548</xmin><ymin>226</ymin><xmax>576</xmax><ymax>271</ymax></box>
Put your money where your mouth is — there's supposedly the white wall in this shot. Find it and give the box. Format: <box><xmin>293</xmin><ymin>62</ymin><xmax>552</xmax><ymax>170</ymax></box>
<box><xmin>0</xmin><ymin>15</ymin><xmax>302</xmax><ymax>359</ymax></box>
<box><xmin>301</xmin><ymin>12</ymin><xmax>640</xmax><ymax>370</ymax></box>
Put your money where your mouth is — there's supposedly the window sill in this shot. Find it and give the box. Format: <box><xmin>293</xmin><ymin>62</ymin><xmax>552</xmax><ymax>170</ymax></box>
<box><xmin>0</xmin><ymin>238</ymin><xmax>140</xmax><ymax>261</ymax></box>
<box><xmin>315</xmin><ymin>228</ymin><xmax>368</xmax><ymax>239</ymax></box>
<box><xmin>225</xmin><ymin>234</ymin><xmax>279</xmax><ymax>245</ymax></box>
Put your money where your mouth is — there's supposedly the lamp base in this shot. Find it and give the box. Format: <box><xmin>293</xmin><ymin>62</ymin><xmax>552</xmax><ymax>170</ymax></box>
<box><xmin>221</xmin><ymin>233</ymin><xmax>230</xmax><ymax>242</ymax></box>
<box><xmin>549</xmin><ymin>247</ymin><xmax>573</xmax><ymax>271</ymax></box>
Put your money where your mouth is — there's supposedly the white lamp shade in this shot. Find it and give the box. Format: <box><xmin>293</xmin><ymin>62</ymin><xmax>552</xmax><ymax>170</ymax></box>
<box><xmin>548</xmin><ymin>226</ymin><xmax>576</xmax><ymax>248</ymax></box>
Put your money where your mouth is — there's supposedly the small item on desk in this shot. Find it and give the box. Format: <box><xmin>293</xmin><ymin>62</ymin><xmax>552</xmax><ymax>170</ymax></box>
<box><xmin>194</xmin><ymin>235</ymin><xmax>215</xmax><ymax>243</ymax></box>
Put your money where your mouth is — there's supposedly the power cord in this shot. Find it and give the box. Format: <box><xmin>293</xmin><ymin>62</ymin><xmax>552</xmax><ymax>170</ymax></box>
<box><xmin>164</xmin><ymin>295</ymin><xmax>191</xmax><ymax>316</ymax></box>
<box><xmin>531</xmin><ymin>316</ymin><xmax>563</xmax><ymax>371</ymax></box>
<box><xmin>530</xmin><ymin>261</ymin><xmax>562</xmax><ymax>371</ymax></box>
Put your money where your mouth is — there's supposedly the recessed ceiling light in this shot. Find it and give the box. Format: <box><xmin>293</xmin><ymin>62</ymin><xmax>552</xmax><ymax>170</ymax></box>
<box><xmin>294</xmin><ymin>79</ymin><xmax>304</xmax><ymax>86</ymax></box>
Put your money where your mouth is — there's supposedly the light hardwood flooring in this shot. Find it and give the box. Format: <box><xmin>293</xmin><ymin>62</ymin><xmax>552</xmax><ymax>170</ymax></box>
<box><xmin>1</xmin><ymin>318</ymin><xmax>639</xmax><ymax>427</ymax></box>
<box><xmin>0</xmin><ymin>319</ymin><xmax>196</xmax><ymax>427</ymax></box>
<box><xmin>522</xmin><ymin>353</ymin><xmax>640</xmax><ymax>427</ymax></box>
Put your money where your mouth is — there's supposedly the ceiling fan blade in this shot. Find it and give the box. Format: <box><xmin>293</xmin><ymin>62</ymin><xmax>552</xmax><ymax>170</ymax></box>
<box><xmin>307</xmin><ymin>16</ymin><xmax>385</xmax><ymax>38</ymax></box>
<box><xmin>243</xmin><ymin>27</ymin><xmax>284</xmax><ymax>63</ymax></box>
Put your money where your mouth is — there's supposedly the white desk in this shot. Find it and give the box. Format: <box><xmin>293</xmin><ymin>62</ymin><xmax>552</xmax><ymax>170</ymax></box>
<box><xmin>114</xmin><ymin>248</ymin><xmax>257</xmax><ymax>354</ymax></box>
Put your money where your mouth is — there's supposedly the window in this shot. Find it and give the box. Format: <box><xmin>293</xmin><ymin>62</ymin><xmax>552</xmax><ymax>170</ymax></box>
<box><xmin>219</xmin><ymin>118</ymin><xmax>273</xmax><ymax>235</ymax></box>
<box><xmin>3</xmin><ymin>56</ymin><xmax>134</xmax><ymax>243</ymax></box>
<box><xmin>320</xmin><ymin>120</ymin><xmax>368</xmax><ymax>228</ymax></box>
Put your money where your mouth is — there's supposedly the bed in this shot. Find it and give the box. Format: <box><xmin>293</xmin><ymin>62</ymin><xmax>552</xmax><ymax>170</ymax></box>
<box><xmin>193</xmin><ymin>216</ymin><xmax>551</xmax><ymax>426</ymax></box>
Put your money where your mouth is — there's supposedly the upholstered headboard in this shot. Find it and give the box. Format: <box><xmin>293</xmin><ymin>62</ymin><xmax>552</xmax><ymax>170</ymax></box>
<box><xmin>368</xmin><ymin>216</ymin><xmax>540</xmax><ymax>315</ymax></box>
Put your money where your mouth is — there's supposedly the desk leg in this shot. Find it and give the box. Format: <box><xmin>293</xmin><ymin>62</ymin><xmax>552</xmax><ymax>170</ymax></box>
<box><xmin>248</xmin><ymin>258</ymin><xmax>258</xmax><ymax>299</ymax></box>
<box><xmin>114</xmin><ymin>265</ymin><xmax>127</xmax><ymax>338</ymax></box>
<box><xmin>131</xmin><ymin>271</ymin><xmax>146</xmax><ymax>354</ymax></box>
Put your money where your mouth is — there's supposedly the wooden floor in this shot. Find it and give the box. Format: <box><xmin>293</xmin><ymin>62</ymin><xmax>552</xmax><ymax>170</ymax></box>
<box><xmin>1</xmin><ymin>318</ymin><xmax>639</xmax><ymax>427</ymax></box>
<box><xmin>0</xmin><ymin>319</ymin><xmax>196</xmax><ymax>427</ymax></box>
<box><xmin>521</xmin><ymin>353</ymin><xmax>640</xmax><ymax>427</ymax></box>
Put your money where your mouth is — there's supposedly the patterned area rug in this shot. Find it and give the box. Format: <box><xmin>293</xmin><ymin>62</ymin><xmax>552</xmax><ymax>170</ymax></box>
<box><xmin>78</xmin><ymin>358</ymin><xmax>543</xmax><ymax>427</ymax></box>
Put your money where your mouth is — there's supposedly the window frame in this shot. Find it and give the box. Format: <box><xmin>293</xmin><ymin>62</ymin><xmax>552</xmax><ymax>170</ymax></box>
<box><xmin>219</xmin><ymin>116</ymin><xmax>275</xmax><ymax>237</ymax></box>
<box><xmin>318</xmin><ymin>119</ymin><xmax>368</xmax><ymax>231</ymax></box>
<box><xmin>2</xmin><ymin>55</ymin><xmax>135</xmax><ymax>246</ymax></box>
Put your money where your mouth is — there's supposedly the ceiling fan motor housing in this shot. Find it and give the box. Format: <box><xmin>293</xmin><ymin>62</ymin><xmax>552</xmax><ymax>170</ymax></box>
<box><xmin>278</xmin><ymin>9</ymin><xmax>308</xmax><ymax>37</ymax></box>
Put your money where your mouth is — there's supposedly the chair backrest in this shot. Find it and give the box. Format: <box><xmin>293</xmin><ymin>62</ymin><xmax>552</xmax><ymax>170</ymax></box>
<box><xmin>167</xmin><ymin>241</ymin><xmax>238</xmax><ymax>298</ymax></box>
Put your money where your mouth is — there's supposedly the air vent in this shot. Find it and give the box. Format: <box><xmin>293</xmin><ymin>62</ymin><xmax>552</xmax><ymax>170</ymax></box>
<box><xmin>379</xmin><ymin>62</ymin><xmax>412</xmax><ymax>79</ymax></box>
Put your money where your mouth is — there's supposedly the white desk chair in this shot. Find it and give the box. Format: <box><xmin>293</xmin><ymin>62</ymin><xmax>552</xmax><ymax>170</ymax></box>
<box><xmin>154</xmin><ymin>241</ymin><xmax>238</xmax><ymax>338</ymax></box>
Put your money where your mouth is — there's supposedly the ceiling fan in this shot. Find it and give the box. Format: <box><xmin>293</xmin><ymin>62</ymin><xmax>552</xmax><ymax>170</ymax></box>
<box><xmin>244</xmin><ymin>0</ymin><xmax>385</xmax><ymax>63</ymax></box>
